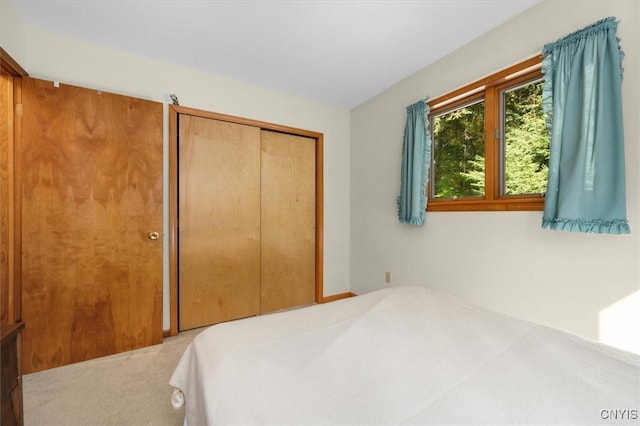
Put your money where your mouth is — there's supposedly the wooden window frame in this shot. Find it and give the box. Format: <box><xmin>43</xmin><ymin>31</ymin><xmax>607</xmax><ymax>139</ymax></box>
<box><xmin>427</xmin><ymin>55</ymin><xmax>545</xmax><ymax>212</ymax></box>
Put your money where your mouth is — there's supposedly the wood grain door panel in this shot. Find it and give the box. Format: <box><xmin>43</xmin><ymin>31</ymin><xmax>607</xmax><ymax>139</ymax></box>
<box><xmin>178</xmin><ymin>115</ymin><xmax>261</xmax><ymax>330</ymax></box>
<box><xmin>21</xmin><ymin>77</ymin><xmax>163</xmax><ymax>373</ymax></box>
<box><xmin>260</xmin><ymin>130</ymin><xmax>316</xmax><ymax>313</ymax></box>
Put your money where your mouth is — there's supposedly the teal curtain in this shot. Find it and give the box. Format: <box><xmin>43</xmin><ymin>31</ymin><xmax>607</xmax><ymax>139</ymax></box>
<box><xmin>541</xmin><ymin>17</ymin><xmax>630</xmax><ymax>234</ymax></box>
<box><xmin>397</xmin><ymin>99</ymin><xmax>431</xmax><ymax>225</ymax></box>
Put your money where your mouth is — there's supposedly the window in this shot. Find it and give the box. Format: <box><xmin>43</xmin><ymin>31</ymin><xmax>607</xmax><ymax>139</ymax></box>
<box><xmin>427</xmin><ymin>56</ymin><xmax>549</xmax><ymax>212</ymax></box>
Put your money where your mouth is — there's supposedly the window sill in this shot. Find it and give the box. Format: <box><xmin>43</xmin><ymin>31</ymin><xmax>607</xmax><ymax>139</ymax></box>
<box><xmin>426</xmin><ymin>197</ymin><xmax>544</xmax><ymax>212</ymax></box>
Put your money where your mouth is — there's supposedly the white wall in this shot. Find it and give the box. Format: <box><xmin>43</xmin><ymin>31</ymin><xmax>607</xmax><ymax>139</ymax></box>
<box><xmin>351</xmin><ymin>0</ymin><xmax>640</xmax><ymax>354</ymax></box>
<box><xmin>2</xmin><ymin>8</ymin><xmax>352</xmax><ymax>329</ymax></box>
<box><xmin>0</xmin><ymin>0</ymin><xmax>26</xmax><ymax>65</ymax></box>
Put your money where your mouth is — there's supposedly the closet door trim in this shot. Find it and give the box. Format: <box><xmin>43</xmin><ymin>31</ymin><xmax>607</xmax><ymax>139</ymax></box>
<box><xmin>168</xmin><ymin>105</ymin><xmax>324</xmax><ymax>336</ymax></box>
<box><xmin>0</xmin><ymin>48</ymin><xmax>27</xmax><ymax>325</ymax></box>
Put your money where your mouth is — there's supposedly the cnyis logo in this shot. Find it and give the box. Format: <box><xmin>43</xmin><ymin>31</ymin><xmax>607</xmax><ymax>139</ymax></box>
<box><xmin>600</xmin><ymin>409</ymin><xmax>639</xmax><ymax>420</ymax></box>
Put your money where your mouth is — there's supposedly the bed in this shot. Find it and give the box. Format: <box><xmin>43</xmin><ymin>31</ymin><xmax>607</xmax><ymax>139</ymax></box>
<box><xmin>169</xmin><ymin>286</ymin><xmax>640</xmax><ymax>425</ymax></box>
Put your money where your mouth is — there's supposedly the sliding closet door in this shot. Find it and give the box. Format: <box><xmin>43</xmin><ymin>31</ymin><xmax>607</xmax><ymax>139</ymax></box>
<box><xmin>21</xmin><ymin>77</ymin><xmax>163</xmax><ymax>373</ymax></box>
<box><xmin>260</xmin><ymin>130</ymin><xmax>316</xmax><ymax>313</ymax></box>
<box><xmin>178</xmin><ymin>115</ymin><xmax>261</xmax><ymax>330</ymax></box>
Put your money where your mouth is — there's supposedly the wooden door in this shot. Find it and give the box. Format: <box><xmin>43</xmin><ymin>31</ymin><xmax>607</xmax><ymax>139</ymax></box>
<box><xmin>260</xmin><ymin>130</ymin><xmax>316</xmax><ymax>313</ymax></box>
<box><xmin>178</xmin><ymin>115</ymin><xmax>261</xmax><ymax>330</ymax></box>
<box><xmin>21</xmin><ymin>77</ymin><xmax>163</xmax><ymax>373</ymax></box>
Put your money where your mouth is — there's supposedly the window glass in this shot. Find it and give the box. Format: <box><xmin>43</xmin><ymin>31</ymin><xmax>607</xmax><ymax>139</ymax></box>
<box><xmin>502</xmin><ymin>80</ymin><xmax>549</xmax><ymax>196</ymax></box>
<box><xmin>432</xmin><ymin>100</ymin><xmax>485</xmax><ymax>199</ymax></box>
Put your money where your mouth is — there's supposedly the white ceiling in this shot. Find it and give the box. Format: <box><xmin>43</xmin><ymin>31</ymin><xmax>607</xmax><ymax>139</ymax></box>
<box><xmin>9</xmin><ymin>0</ymin><xmax>540</xmax><ymax>109</ymax></box>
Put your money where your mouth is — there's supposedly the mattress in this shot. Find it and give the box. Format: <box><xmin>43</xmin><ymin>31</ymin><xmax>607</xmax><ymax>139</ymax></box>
<box><xmin>170</xmin><ymin>286</ymin><xmax>639</xmax><ymax>425</ymax></box>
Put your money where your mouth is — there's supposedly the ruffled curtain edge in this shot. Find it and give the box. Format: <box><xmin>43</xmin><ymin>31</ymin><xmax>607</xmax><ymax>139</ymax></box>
<box><xmin>542</xmin><ymin>218</ymin><xmax>630</xmax><ymax>234</ymax></box>
<box><xmin>540</xmin><ymin>16</ymin><xmax>630</xmax><ymax>235</ymax></box>
<box><xmin>397</xmin><ymin>98</ymin><xmax>431</xmax><ymax>226</ymax></box>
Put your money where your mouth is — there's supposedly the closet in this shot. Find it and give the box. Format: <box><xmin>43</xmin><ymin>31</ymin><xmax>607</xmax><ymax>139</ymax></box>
<box><xmin>172</xmin><ymin>108</ymin><xmax>322</xmax><ymax>331</ymax></box>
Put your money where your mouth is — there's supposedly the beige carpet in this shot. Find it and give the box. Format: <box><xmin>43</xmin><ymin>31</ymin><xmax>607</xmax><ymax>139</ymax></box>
<box><xmin>23</xmin><ymin>328</ymin><xmax>203</xmax><ymax>426</ymax></box>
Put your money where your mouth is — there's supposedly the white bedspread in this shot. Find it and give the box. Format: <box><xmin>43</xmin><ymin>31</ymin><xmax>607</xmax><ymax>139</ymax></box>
<box><xmin>170</xmin><ymin>286</ymin><xmax>640</xmax><ymax>425</ymax></box>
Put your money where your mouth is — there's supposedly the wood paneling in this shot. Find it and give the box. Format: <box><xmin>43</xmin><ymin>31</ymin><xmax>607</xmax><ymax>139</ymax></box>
<box><xmin>260</xmin><ymin>130</ymin><xmax>316</xmax><ymax>313</ymax></box>
<box><xmin>178</xmin><ymin>115</ymin><xmax>261</xmax><ymax>330</ymax></box>
<box><xmin>0</xmin><ymin>62</ymin><xmax>22</xmax><ymax>327</ymax></box>
<box><xmin>21</xmin><ymin>77</ymin><xmax>163</xmax><ymax>373</ymax></box>
<box><xmin>0</xmin><ymin>50</ymin><xmax>26</xmax><ymax>426</ymax></box>
<box><xmin>0</xmin><ymin>71</ymin><xmax>12</xmax><ymax>325</ymax></box>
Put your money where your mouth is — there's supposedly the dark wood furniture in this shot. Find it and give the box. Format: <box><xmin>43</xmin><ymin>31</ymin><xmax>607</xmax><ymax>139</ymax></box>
<box><xmin>1</xmin><ymin>322</ymin><xmax>25</xmax><ymax>426</ymax></box>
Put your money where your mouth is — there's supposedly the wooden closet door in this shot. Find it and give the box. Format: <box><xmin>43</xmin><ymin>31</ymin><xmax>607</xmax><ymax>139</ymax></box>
<box><xmin>260</xmin><ymin>130</ymin><xmax>315</xmax><ymax>313</ymax></box>
<box><xmin>178</xmin><ymin>115</ymin><xmax>261</xmax><ymax>330</ymax></box>
<box><xmin>21</xmin><ymin>78</ymin><xmax>163</xmax><ymax>373</ymax></box>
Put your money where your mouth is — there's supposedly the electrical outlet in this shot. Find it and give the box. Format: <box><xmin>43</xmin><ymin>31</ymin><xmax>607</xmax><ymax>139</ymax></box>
<box><xmin>385</xmin><ymin>271</ymin><xmax>391</xmax><ymax>284</ymax></box>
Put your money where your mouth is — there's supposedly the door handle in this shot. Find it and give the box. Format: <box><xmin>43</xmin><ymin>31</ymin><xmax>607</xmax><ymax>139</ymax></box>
<box><xmin>148</xmin><ymin>231</ymin><xmax>160</xmax><ymax>240</ymax></box>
